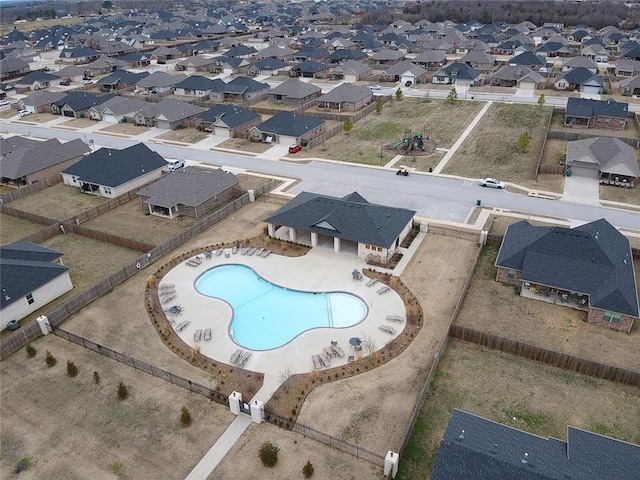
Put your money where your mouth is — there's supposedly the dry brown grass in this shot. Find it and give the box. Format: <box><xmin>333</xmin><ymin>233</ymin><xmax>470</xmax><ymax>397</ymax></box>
<box><xmin>0</xmin><ymin>108</ymin><xmax>16</xmax><ymax>119</ymax></box>
<box><xmin>539</xmin><ymin>138</ymin><xmax>567</xmax><ymax>165</ymax></box>
<box><xmin>397</xmin><ymin>340</ymin><xmax>640</xmax><ymax>479</ymax></box>
<box><xmin>599</xmin><ymin>184</ymin><xmax>640</xmax><ymax>204</ymax></box>
<box><xmin>0</xmin><ymin>213</ymin><xmax>44</xmax><ymax>244</ymax></box>
<box><xmin>216</xmin><ymin>138</ymin><xmax>273</xmax><ymax>153</ymax></box>
<box><xmin>100</xmin><ymin>123</ymin><xmax>151</xmax><ymax>136</ymax></box>
<box><xmin>454</xmin><ymin>244</ymin><xmax>640</xmax><ymax>372</ymax></box>
<box><xmin>24</xmin><ymin>113</ymin><xmax>58</xmax><ymax>123</ymax></box>
<box><xmin>156</xmin><ymin>128</ymin><xmax>208</xmax><ymax>144</ymax></box>
<box><xmin>313</xmin><ymin>98</ymin><xmax>484</xmax><ymax>165</ymax></box>
<box><xmin>60</xmin><ymin>118</ymin><xmax>96</xmax><ymax>128</ymax></box>
<box><xmin>9</xmin><ymin>183</ymin><xmax>106</xmax><ymax>220</ymax></box>
<box><xmin>443</xmin><ymin>103</ymin><xmax>553</xmax><ymax>183</ymax></box>
<box><xmin>549</xmin><ymin>110</ymin><xmax>640</xmax><ymax>139</ymax></box>
<box><xmin>399</xmin><ymin>151</ymin><xmax>446</xmax><ymax>172</ymax></box>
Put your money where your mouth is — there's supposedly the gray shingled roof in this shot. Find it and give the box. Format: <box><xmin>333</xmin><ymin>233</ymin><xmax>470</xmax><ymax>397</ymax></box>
<box><xmin>567</xmin><ymin>136</ymin><xmax>640</xmax><ymax>178</ymax></box>
<box><xmin>565</xmin><ymin>97</ymin><xmax>628</xmax><ymax>119</ymax></box>
<box><xmin>268</xmin><ymin>78</ymin><xmax>321</xmax><ymax>99</ymax></box>
<box><xmin>433</xmin><ymin>409</ymin><xmax>640</xmax><ymax>480</ymax></box>
<box><xmin>264</xmin><ymin>191</ymin><xmax>415</xmax><ymax>248</ymax></box>
<box><xmin>254</xmin><ymin>111</ymin><xmax>325</xmax><ymax>137</ymax></box>
<box><xmin>489</xmin><ymin>65</ymin><xmax>542</xmax><ymax>83</ymax></box>
<box><xmin>174</xmin><ymin>75</ymin><xmax>226</xmax><ymax>91</ymax></box>
<box><xmin>136</xmin><ymin>71</ymin><xmax>187</xmax><ymax>88</ymax></box>
<box><xmin>0</xmin><ymin>241</ymin><xmax>69</xmax><ymax>310</ymax></box>
<box><xmin>556</xmin><ymin>67</ymin><xmax>603</xmax><ymax>86</ymax></box>
<box><xmin>137</xmin><ymin>166</ymin><xmax>239</xmax><ymax>209</ymax></box>
<box><xmin>495</xmin><ymin>219</ymin><xmax>638</xmax><ymax>317</ymax></box>
<box><xmin>93</xmin><ymin>96</ymin><xmax>150</xmax><ymax>116</ymax></box>
<box><xmin>19</xmin><ymin>89</ymin><xmax>67</xmax><ymax>107</ymax></box>
<box><xmin>137</xmin><ymin>98</ymin><xmax>207</xmax><ymax>123</ymax></box>
<box><xmin>1</xmin><ymin>137</ymin><xmax>89</xmax><ymax>180</ymax></box>
<box><xmin>317</xmin><ymin>83</ymin><xmax>372</xmax><ymax>103</ymax></box>
<box><xmin>195</xmin><ymin>104</ymin><xmax>260</xmax><ymax>128</ymax></box>
<box><xmin>62</xmin><ymin>143</ymin><xmax>167</xmax><ymax>188</ymax></box>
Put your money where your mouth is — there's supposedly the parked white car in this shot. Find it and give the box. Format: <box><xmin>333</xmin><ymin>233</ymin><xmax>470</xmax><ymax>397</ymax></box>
<box><xmin>370</xmin><ymin>85</ymin><xmax>382</xmax><ymax>91</ymax></box>
<box><xmin>479</xmin><ymin>177</ymin><xmax>506</xmax><ymax>189</ymax></box>
<box><xmin>18</xmin><ymin>110</ymin><xmax>32</xmax><ymax>117</ymax></box>
<box><xmin>167</xmin><ymin>159</ymin><xmax>185</xmax><ymax>171</ymax></box>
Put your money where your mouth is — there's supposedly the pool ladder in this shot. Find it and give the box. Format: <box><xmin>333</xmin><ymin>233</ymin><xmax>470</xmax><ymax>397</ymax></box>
<box><xmin>326</xmin><ymin>296</ymin><xmax>334</xmax><ymax>327</ymax></box>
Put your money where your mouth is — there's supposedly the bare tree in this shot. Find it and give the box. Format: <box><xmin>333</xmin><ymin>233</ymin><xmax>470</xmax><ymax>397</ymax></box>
<box><xmin>360</xmin><ymin>335</ymin><xmax>376</xmax><ymax>356</ymax></box>
<box><xmin>279</xmin><ymin>364</ymin><xmax>293</xmax><ymax>393</ymax></box>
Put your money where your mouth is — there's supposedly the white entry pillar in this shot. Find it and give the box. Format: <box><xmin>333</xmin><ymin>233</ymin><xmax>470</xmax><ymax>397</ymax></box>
<box><xmin>310</xmin><ymin>232</ymin><xmax>318</xmax><ymax>247</ymax></box>
<box><xmin>229</xmin><ymin>391</ymin><xmax>242</xmax><ymax>415</ymax></box>
<box><xmin>333</xmin><ymin>236</ymin><xmax>341</xmax><ymax>253</ymax></box>
<box><xmin>289</xmin><ymin>228</ymin><xmax>297</xmax><ymax>242</ymax></box>
<box><xmin>384</xmin><ymin>451</ymin><xmax>399</xmax><ymax>478</ymax></box>
<box><xmin>268</xmin><ymin>224</ymin><xmax>275</xmax><ymax>237</ymax></box>
<box><xmin>250</xmin><ymin>400</ymin><xmax>265</xmax><ymax>424</ymax></box>
<box><xmin>36</xmin><ymin>315</ymin><xmax>52</xmax><ymax>335</ymax></box>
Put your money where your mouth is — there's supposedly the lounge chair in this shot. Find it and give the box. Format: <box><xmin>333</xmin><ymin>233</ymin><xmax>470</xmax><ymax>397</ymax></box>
<box><xmin>176</xmin><ymin>320</ymin><xmax>190</xmax><ymax>332</ymax></box>
<box><xmin>161</xmin><ymin>294</ymin><xmax>177</xmax><ymax>304</ymax></box>
<box><xmin>377</xmin><ymin>286</ymin><xmax>391</xmax><ymax>295</ymax></box>
<box><xmin>386</xmin><ymin>315</ymin><xmax>404</xmax><ymax>323</ymax></box>
<box><xmin>255</xmin><ymin>248</ymin><xmax>264</xmax><ymax>256</ymax></box>
<box><xmin>237</xmin><ymin>351</ymin><xmax>252</xmax><ymax>368</ymax></box>
<box><xmin>331</xmin><ymin>343</ymin><xmax>345</xmax><ymax>358</ymax></box>
<box><xmin>366</xmin><ymin>278</ymin><xmax>378</xmax><ymax>287</ymax></box>
<box><xmin>215</xmin><ymin>248</ymin><xmax>224</xmax><ymax>256</ymax></box>
<box><xmin>230</xmin><ymin>349</ymin><xmax>243</xmax><ymax>365</ymax></box>
<box><xmin>247</xmin><ymin>247</ymin><xmax>256</xmax><ymax>256</ymax></box>
<box><xmin>324</xmin><ymin>346</ymin><xmax>337</xmax><ymax>358</ymax></box>
<box><xmin>204</xmin><ymin>328</ymin><xmax>212</xmax><ymax>341</ymax></box>
<box><xmin>319</xmin><ymin>352</ymin><xmax>331</xmax><ymax>367</ymax></box>
<box><xmin>194</xmin><ymin>329</ymin><xmax>203</xmax><ymax>342</ymax></box>
<box><xmin>225</xmin><ymin>250</ymin><xmax>230</xmax><ymax>258</ymax></box>
<box><xmin>159</xmin><ymin>283</ymin><xmax>175</xmax><ymax>290</ymax></box>
<box><xmin>204</xmin><ymin>251</ymin><xmax>212</xmax><ymax>259</ymax></box>
<box><xmin>241</xmin><ymin>247</ymin><xmax>248</xmax><ymax>255</ymax></box>
<box><xmin>232</xmin><ymin>246</ymin><xmax>238</xmax><ymax>254</ymax></box>
<box><xmin>261</xmin><ymin>249</ymin><xmax>271</xmax><ymax>258</ymax></box>
<box><xmin>378</xmin><ymin>325</ymin><xmax>396</xmax><ymax>335</ymax></box>
<box><xmin>312</xmin><ymin>355</ymin><xmax>323</xmax><ymax>370</ymax></box>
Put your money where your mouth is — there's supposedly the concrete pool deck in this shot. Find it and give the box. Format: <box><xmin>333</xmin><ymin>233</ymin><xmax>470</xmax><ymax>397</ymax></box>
<box><xmin>160</xmin><ymin>247</ymin><xmax>407</xmax><ymax>376</ymax></box>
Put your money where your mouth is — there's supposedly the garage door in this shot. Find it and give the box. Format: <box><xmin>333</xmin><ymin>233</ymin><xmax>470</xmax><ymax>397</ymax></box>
<box><xmin>63</xmin><ymin>110</ymin><xmax>75</xmax><ymax>117</ymax></box>
<box><xmin>155</xmin><ymin>119</ymin><xmax>171</xmax><ymax>130</ymax></box>
<box><xmin>570</xmin><ymin>166</ymin><xmax>599</xmax><ymax>179</ymax></box>
<box><xmin>213</xmin><ymin>127</ymin><xmax>230</xmax><ymax>137</ymax></box>
<box><xmin>344</xmin><ymin>74</ymin><xmax>357</xmax><ymax>83</ymax></box>
<box><xmin>583</xmin><ymin>85</ymin><xmax>601</xmax><ymax>94</ymax></box>
<box><xmin>103</xmin><ymin>114</ymin><xmax>116</xmax><ymax>123</ymax></box>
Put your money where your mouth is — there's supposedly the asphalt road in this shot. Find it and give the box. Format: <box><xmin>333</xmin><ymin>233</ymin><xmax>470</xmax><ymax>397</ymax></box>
<box><xmin>2</xmin><ymin>121</ymin><xmax>639</xmax><ymax>230</ymax></box>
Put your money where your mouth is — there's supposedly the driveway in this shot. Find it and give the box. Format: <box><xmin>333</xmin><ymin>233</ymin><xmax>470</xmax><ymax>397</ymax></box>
<box><xmin>562</xmin><ymin>174</ymin><xmax>600</xmax><ymax>205</ymax></box>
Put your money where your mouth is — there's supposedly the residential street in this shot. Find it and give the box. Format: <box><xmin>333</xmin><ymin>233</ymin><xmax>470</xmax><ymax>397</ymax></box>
<box><xmin>2</xmin><ymin>121</ymin><xmax>638</xmax><ymax>230</ymax></box>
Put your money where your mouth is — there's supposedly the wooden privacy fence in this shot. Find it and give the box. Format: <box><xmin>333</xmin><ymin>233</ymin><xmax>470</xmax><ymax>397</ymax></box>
<box><xmin>538</xmin><ymin>164</ymin><xmax>566</xmax><ymax>174</ymax></box>
<box><xmin>0</xmin><ymin>182</ymin><xmax>276</xmax><ymax>359</ymax></box>
<box><xmin>63</xmin><ymin>222</ymin><xmax>154</xmax><ymax>252</ymax></box>
<box><xmin>535</xmin><ymin>108</ymin><xmax>554</xmax><ymax>177</ymax></box>
<box><xmin>449</xmin><ymin>324</ymin><xmax>640</xmax><ymax>386</ymax></box>
<box><xmin>547</xmin><ymin>130</ymin><xmax>639</xmax><ymax>148</ymax></box>
<box><xmin>0</xmin><ymin>205</ymin><xmax>58</xmax><ymax>225</ymax></box>
<box><xmin>427</xmin><ymin>224</ymin><xmax>482</xmax><ymax>243</ymax></box>
<box><xmin>69</xmin><ymin>189</ymin><xmax>141</xmax><ymax>224</ymax></box>
<box><xmin>0</xmin><ymin>175</ymin><xmax>62</xmax><ymax>204</ymax></box>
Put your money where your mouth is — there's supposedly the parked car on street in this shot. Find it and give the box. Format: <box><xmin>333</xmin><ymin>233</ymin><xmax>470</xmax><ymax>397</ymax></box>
<box><xmin>479</xmin><ymin>177</ymin><xmax>506</xmax><ymax>189</ymax></box>
<box><xmin>288</xmin><ymin>144</ymin><xmax>302</xmax><ymax>154</ymax></box>
<box><xmin>167</xmin><ymin>159</ymin><xmax>185</xmax><ymax>171</ymax></box>
<box><xmin>370</xmin><ymin>85</ymin><xmax>382</xmax><ymax>91</ymax></box>
<box><xmin>59</xmin><ymin>79</ymin><xmax>70</xmax><ymax>86</ymax></box>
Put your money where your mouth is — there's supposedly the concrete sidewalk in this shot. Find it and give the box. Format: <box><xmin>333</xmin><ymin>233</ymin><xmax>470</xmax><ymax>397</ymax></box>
<box><xmin>432</xmin><ymin>100</ymin><xmax>493</xmax><ymax>174</ymax></box>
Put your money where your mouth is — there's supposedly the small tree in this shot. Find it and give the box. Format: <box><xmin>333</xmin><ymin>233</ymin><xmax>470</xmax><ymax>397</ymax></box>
<box><xmin>303</xmin><ymin>460</ymin><xmax>314</xmax><ymax>478</ymax></box>
<box><xmin>180</xmin><ymin>406</ymin><xmax>192</xmax><ymax>427</ymax></box>
<box><xmin>395</xmin><ymin>88</ymin><xmax>403</xmax><ymax>101</ymax></box>
<box><xmin>102</xmin><ymin>1</ymin><xmax>113</xmax><ymax>9</ymax></box>
<box><xmin>374</xmin><ymin>98</ymin><xmax>383</xmax><ymax>114</ymax></box>
<box><xmin>517</xmin><ymin>132</ymin><xmax>531</xmax><ymax>152</ymax></box>
<box><xmin>343</xmin><ymin>118</ymin><xmax>354</xmax><ymax>134</ymax></box>
<box><xmin>117</xmin><ymin>381</ymin><xmax>128</xmax><ymax>400</ymax></box>
<box><xmin>258</xmin><ymin>441</ymin><xmax>278</xmax><ymax>467</ymax></box>
<box><xmin>447</xmin><ymin>87</ymin><xmax>458</xmax><ymax>103</ymax></box>
<box><xmin>93</xmin><ymin>371</ymin><xmax>100</xmax><ymax>384</ymax></box>
<box><xmin>66</xmin><ymin>359</ymin><xmax>78</xmax><ymax>377</ymax></box>
<box><xmin>25</xmin><ymin>344</ymin><xmax>37</xmax><ymax>358</ymax></box>
<box><xmin>45</xmin><ymin>350</ymin><xmax>56</xmax><ymax>367</ymax></box>
<box><xmin>537</xmin><ymin>93</ymin><xmax>545</xmax><ymax>109</ymax></box>
<box><xmin>279</xmin><ymin>364</ymin><xmax>293</xmax><ymax>393</ymax></box>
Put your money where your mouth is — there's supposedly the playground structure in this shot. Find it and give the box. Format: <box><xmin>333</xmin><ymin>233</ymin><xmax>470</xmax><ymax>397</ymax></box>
<box><xmin>384</xmin><ymin>129</ymin><xmax>437</xmax><ymax>156</ymax></box>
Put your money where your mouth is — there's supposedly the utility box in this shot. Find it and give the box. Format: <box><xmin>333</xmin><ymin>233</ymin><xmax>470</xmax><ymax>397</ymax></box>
<box><xmin>250</xmin><ymin>400</ymin><xmax>265</xmax><ymax>424</ymax></box>
<box><xmin>248</xmin><ymin>189</ymin><xmax>255</xmax><ymax>202</ymax></box>
<box><xmin>36</xmin><ymin>315</ymin><xmax>51</xmax><ymax>335</ymax></box>
<box><xmin>420</xmin><ymin>222</ymin><xmax>429</xmax><ymax>233</ymax></box>
<box><xmin>384</xmin><ymin>451</ymin><xmax>399</xmax><ymax>478</ymax></box>
<box><xmin>229</xmin><ymin>391</ymin><xmax>242</xmax><ymax>415</ymax></box>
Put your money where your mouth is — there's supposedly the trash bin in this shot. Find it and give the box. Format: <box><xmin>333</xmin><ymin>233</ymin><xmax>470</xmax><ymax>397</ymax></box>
<box><xmin>476</xmin><ymin>199</ymin><xmax>481</xmax><ymax>206</ymax></box>
<box><xmin>565</xmin><ymin>168</ymin><xmax>572</xmax><ymax>177</ymax></box>
<box><xmin>301</xmin><ymin>139</ymin><xmax>308</xmax><ymax>147</ymax></box>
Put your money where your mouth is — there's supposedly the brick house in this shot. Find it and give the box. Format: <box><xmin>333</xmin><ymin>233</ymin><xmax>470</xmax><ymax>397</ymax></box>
<box><xmin>495</xmin><ymin>219</ymin><xmax>638</xmax><ymax>333</ymax></box>
<box><xmin>564</xmin><ymin>98</ymin><xmax>629</xmax><ymax>130</ymax></box>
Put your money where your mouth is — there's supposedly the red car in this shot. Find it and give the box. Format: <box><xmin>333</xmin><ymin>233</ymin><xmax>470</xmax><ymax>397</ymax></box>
<box><xmin>288</xmin><ymin>144</ymin><xmax>302</xmax><ymax>153</ymax></box>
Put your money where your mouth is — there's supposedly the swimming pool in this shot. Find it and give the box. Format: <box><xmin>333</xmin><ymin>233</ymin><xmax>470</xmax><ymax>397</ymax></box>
<box><xmin>194</xmin><ymin>264</ymin><xmax>368</xmax><ymax>350</ymax></box>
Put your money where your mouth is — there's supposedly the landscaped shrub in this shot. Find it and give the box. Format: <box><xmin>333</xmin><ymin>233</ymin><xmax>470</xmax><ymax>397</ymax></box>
<box><xmin>14</xmin><ymin>456</ymin><xmax>34</xmax><ymax>474</ymax></box>
<box><xmin>93</xmin><ymin>371</ymin><xmax>100</xmax><ymax>384</ymax></box>
<box><xmin>117</xmin><ymin>381</ymin><xmax>128</xmax><ymax>400</ymax></box>
<box><xmin>258</xmin><ymin>441</ymin><xmax>278</xmax><ymax>467</ymax></box>
<box><xmin>180</xmin><ymin>406</ymin><xmax>192</xmax><ymax>427</ymax></box>
<box><xmin>302</xmin><ymin>460</ymin><xmax>314</xmax><ymax>478</ymax></box>
<box><xmin>25</xmin><ymin>344</ymin><xmax>37</xmax><ymax>358</ymax></box>
<box><xmin>66</xmin><ymin>360</ymin><xmax>78</xmax><ymax>377</ymax></box>
<box><xmin>44</xmin><ymin>350</ymin><xmax>56</xmax><ymax>367</ymax></box>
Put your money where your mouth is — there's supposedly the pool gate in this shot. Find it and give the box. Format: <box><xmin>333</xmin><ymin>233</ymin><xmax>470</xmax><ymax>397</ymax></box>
<box><xmin>228</xmin><ymin>391</ymin><xmax>265</xmax><ymax>423</ymax></box>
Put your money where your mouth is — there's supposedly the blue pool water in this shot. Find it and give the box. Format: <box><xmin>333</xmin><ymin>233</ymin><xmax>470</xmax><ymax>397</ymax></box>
<box><xmin>194</xmin><ymin>264</ymin><xmax>368</xmax><ymax>350</ymax></box>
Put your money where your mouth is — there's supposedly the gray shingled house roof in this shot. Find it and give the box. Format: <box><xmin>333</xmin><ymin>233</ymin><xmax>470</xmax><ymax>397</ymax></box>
<box><xmin>0</xmin><ymin>241</ymin><xmax>69</xmax><ymax>310</ymax></box>
<box><xmin>174</xmin><ymin>75</ymin><xmax>226</xmax><ymax>91</ymax></box>
<box><xmin>495</xmin><ymin>219</ymin><xmax>639</xmax><ymax>317</ymax></box>
<box><xmin>136</xmin><ymin>71</ymin><xmax>187</xmax><ymax>88</ymax></box>
<box><xmin>136</xmin><ymin>98</ymin><xmax>207</xmax><ymax>123</ymax></box>
<box><xmin>332</xmin><ymin>60</ymin><xmax>371</xmax><ymax>76</ymax></box>
<box><xmin>264</xmin><ymin>191</ymin><xmax>416</xmax><ymax>248</ymax></box>
<box><xmin>556</xmin><ymin>66</ymin><xmax>603</xmax><ymax>87</ymax></box>
<box><xmin>489</xmin><ymin>65</ymin><xmax>542</xmax><ymax>83</ymax></box>
<box><xmin>1</xmin><ymin>137</ymin><xmax>89</xmax><ymax>180</ymax></box>
<box><xmin>384</xmin><ymin>60</ymin><xmax>428</xmax><ymax>77</ymax></box>
<box><xmin>253</xmin><ymin>111</ymin><xmax>325</xmax><ymax>137</ymax></box>
<box><xmin>433</xmin><ymin>409</ymin><xmax>640</xmax><ymax>480</ymax></box>
<box><xmin>316</xmin><ymin>82</ymin><xmax>372</xmax><ymax>103</ymax></box>
<box><xmin>565</xmin><ymin>97</ymin><xmax>628</xmax><ymax>119</ymax></box>
<box><xmin>92</xmin><ymin>96</ymin><xmax>150</xmax><ymax>117</ymax></box>
<box><xmin>268</xmin><ymin>78</ymin><xmax>321</xmax><ymax>99</ymax></box>
<box><xmin>62</xmin><ymin>143</ymin><xmax>167</xmax><ymax>188</ymax></box>
<box><xmin>195</xmin><ymin>104</ymin><xmax>260</xmax><ymax>128</ymax></box>
<box><xmin>19</xmin><ymin>89</ymin><xmax>67</xmax><ymax>107</ymax></box>
<box><xmin>567</xmin><ymin>137</ymin><xmax>640</xmax><ymax>178</ymax></box>
<box><xmin>137</xmin><ymin>166</ymin><xmax>239</xmax><ymax>209</ymax></box>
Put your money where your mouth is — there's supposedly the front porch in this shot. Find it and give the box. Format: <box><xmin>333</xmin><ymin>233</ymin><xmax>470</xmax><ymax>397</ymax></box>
<box><xmin>269</xmin><ymin>225</ymin><xmax>359</xmax><ymax>257</ymax></box>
